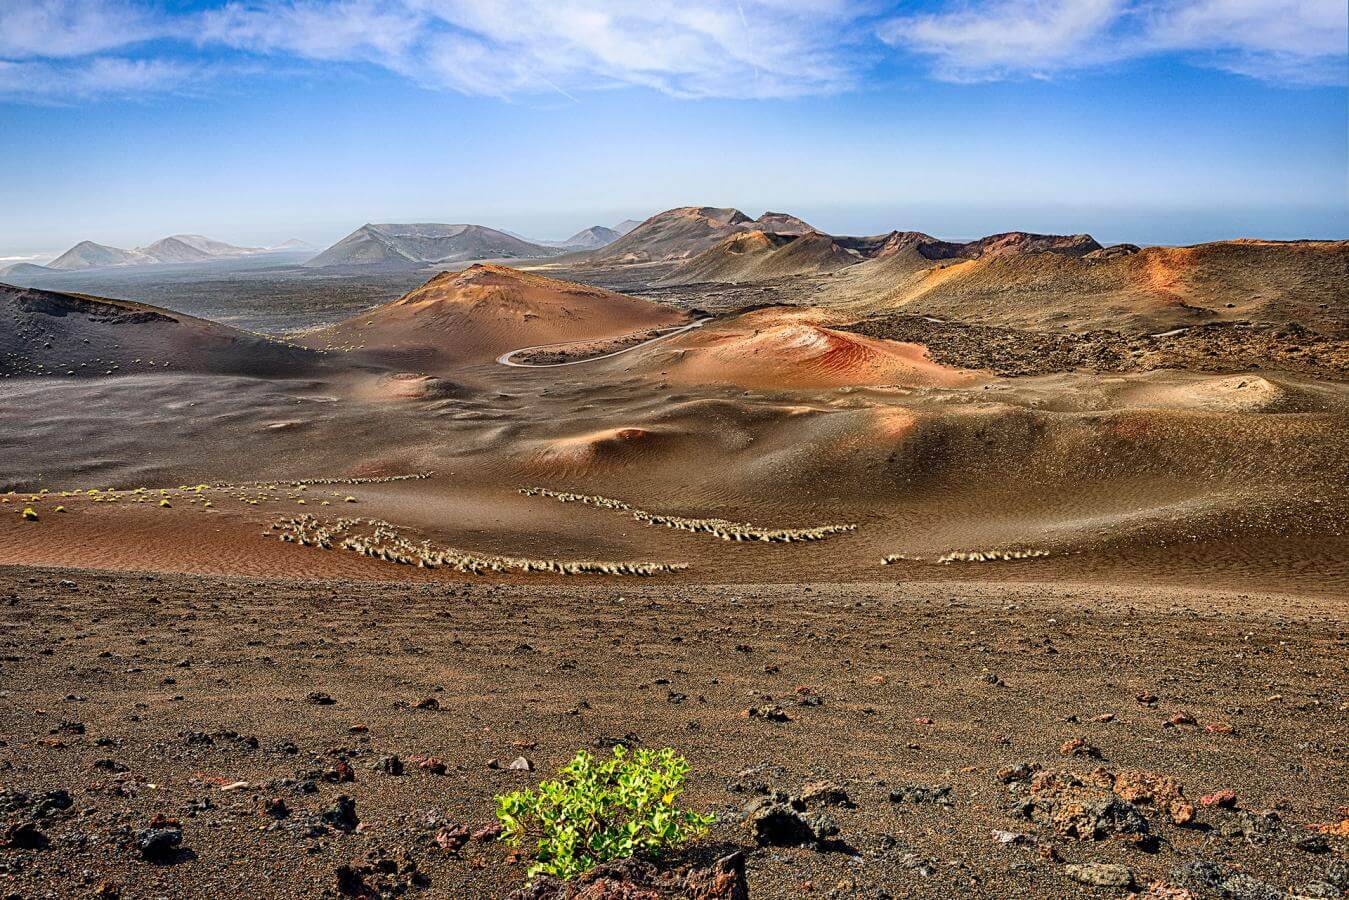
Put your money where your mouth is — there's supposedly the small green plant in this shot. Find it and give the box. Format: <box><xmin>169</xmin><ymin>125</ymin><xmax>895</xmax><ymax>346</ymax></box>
<box><xmin>495</xmin><ymin>746</ymin><xmax>713</xmax><ymax>881</ymax></box>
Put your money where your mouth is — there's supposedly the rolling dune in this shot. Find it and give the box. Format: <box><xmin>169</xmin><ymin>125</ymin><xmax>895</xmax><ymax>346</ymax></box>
<box><xmin>303</xmin><ymin>264</ymin><xmax>686</xmax><ymax>368</ymax></box>
<box><xmin>642</xmin><ymin>307</ymin><xmax>978</xmax><ymax>389</ymax></box>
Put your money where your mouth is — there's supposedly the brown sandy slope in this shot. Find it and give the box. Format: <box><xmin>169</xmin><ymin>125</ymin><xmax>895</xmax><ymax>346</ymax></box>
<box><xmin>657</xmin><ymin>228</ymin><xmax>1104</xmax><ymax>288</ymax></box>
<box><xmin>821</xmin><ymin>239</ymin><xmax>1349</xmax><ymax>333</ymax></box>
<box><xmin>582</xmin><ymin>207</ymin><xmax>816</xmax><ymax>265</ymax></box>
<box><xmin>0</xmin><ymin>283</ymin><xmax>321</xmax><ymax>379</ymax></box>
<box><xmin>3</xmin><ymin>284</ymin><xmax>1346</xmax><ymax>599</ymax></box>
<box><xmin>658</xmin><ymin>231</ymin><xmax>861</xmax><ymax>285</ymax></box>
<box><xmin>301</xmin><ymin>264</ymin><xmax>687</xmax><ymax>368</ymax></box>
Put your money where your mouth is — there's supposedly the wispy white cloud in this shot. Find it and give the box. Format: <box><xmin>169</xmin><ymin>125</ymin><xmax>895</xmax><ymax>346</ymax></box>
<box><xmin>198</xmin><ymin>0</ymin><xmax>864</xmax><ymax>99</ymax></box>
<box><xmin>199</xmin><ymin>1</ymin><xmax>427</xmax><ymax>65</ymax></box>
<box><xmin>878</xmin><ymin>0</ymin><xmax>1129</xmax><ymax>81</ymax></box>
<box><xmin>0</xmin><ymin>0</ymin><xmax>192</xmax><ymax>101</ymax></box>
<box><xmin>1144</xmin><ymin>0</ymin><xmax>1348</xmax><ymax>84</ymax></box>
<box><xmin>0</xmin><ymin>0</ymin><xmax>161</xmax><ymax>59</ymax></box>
<box><xmin>1</xmin><ymin>0</ymin><xmax>1342</xmax><ymax>103</ymax></box>
<box><xmin>0</xmin><ymin>56</ymin><xmax>193</xmax><ymax>101</ymax></box>
<box><xmin>879</xmin><ymin>0</ymin><xmax>1348</xmax><ymax>85</ymax></box>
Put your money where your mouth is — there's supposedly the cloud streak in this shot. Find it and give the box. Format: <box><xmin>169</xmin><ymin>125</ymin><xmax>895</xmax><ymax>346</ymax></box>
<box><xmin>0</xmin><ymin>0</ymin><xmax>161</xmax><ymax>59</ymax></box>
<box><xmin>879</xmin><ymin>0</ymin><xmax>1348</xmax><ymax>85</ymax></box>
<box><xmin>0</xmin><ymin>56</ymin><xmax>193</xmax><ymax>101</ymax></box>
<box><xmin>1</xmin><ymin>0</ymin><xmax>1343</xmax><ymax>103</ymax></box>
<box><xmin>198</xmin><ymin>0</ymin><xmax>864</xmax><ymax>99</ymax></box>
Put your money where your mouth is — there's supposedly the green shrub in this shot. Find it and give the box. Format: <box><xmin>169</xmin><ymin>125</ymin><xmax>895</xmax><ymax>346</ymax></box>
<box><xmin>495</xmin><ymin>746</ymin><xmax>714</xmax><ymax>881</ymax></box>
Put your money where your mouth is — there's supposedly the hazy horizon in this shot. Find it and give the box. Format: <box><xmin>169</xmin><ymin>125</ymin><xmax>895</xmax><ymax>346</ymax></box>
<box><xmin>6</xmin><ymin>200</ymin><xmax>1348</xmax><ymax>265</ymax></box>
<box><xmin>3</xmin><ymin>0</ymin><xmax>1346</xmax><ymax>260</ymax></box>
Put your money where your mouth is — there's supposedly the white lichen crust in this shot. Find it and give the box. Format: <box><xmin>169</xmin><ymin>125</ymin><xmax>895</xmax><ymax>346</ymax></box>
<box><xmin>520</xmin><ymin>487</ymin><xmax>855</xmax><ymax>543</ymax></box>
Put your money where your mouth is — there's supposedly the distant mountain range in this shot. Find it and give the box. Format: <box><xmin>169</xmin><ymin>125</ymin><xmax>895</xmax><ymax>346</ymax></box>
<box><xmin>303</xmin><ymin>223</ymin><xmax>569</xmax><ymax>268</ymax></box>
<box><xmin>0</xmin><ymin>234</ymin><xmax>287</xmax><ymax>275</ymax></box>
<box><xmin>0</xmin><ymin>210</ymin><xmax>1136</xmax><ymax>283</ymax></box>
<box><xmin>1</xmin><ymin>219</ymin><xmax>641</xmax><ymax>276</ymax></box>
<box><xmin>583</xmin><ymin>207</ymin><xmax>817</xmax><ymax>265</ymax></box>
<box><xmin>303</xmin><ymin>219</ymin><xmax>641</xmax><ymax>268</ymax></box>
<box><xmin>48</xmin><ymin>241</ymin><xmax>147</xmax><ymax>270</ymax></box>
<box><xmin>528</xmin><ymin>225</ymin><xmax>622</xmax><ymax>251</ymax></box>
<box><xmin>53</xmin><ymin>234</ymin><xmax>266</xmax><ymax>270</ymax></box>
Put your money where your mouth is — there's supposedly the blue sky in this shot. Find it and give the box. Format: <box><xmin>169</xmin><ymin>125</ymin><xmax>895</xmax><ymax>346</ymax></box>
<box><xmin>2</xmin><ymin>0</ymin><xmax>1345</xmax><ymax>259</ymax></box>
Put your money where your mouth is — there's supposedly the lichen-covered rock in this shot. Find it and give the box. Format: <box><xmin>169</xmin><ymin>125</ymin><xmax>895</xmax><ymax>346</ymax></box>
<box><xmin>1065</xmin><ymin>863</ymin><xmax>1134</xmax><ymax>889</ymax></box>
<box><xmin>799</xmin><ymin>780</ymin><xmax>851</xmax><ymax>808</ymax></box>
<box><xmin>1113</xmin><ymin>770</ymin><xmax>1193</xmax><ymax>825</ymax></box>
<box><xmin>889</xmin><ymin>783</ymin><xmax>954</xmax><ymax>807</ymax></box>
<box><xmin>1172</xmin><ymin>860</ymin><xmax>1283</xmax><ymax>900</ymax></box>
<box><xmin>1025</xmin><ymin>770</ymin><xmax>1149</xmax><ymax>840</ymax></box>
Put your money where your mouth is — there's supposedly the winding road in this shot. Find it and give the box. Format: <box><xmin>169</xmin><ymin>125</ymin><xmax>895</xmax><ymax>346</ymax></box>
<box><xmin>495</xmin><ymin>318</ymin><xmax>707</xmax><ymax>368</ymax></box>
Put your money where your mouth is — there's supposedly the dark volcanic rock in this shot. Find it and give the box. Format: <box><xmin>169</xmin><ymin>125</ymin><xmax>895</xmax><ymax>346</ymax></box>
<box><xmin>683</xmin><ymin>852</ymin><xmax>749</xmax><ymax>900</ymax></box>
<box><xmin>334</xmin><ymin>863</ymin><xmax>369</xmax><ymax>897</ymax></box>
<box><xmin>744</xmin><ymin>797</ymin><xmax>819</xmax><ymax>847</ymax></box>
<box><xmin>322</xmin><ymin>795</ymin><xmax>359</xmax><ymax>833</ymax></box>
<box><xmin>135</xmin><ymin>826</ymin><xmax>182</xmax><ymax>861</ymax></box>
<box><xmin>1173</xmin><ymin>860</ymin><xmax>1284</xmax><ymax>900</ymax></box>
<box><xmin>4</xmin><ymin>822</ymin><xmax>50</xmax><ymax>850</ymax></box>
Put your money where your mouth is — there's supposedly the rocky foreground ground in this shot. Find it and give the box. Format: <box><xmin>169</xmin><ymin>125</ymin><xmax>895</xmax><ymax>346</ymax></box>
<box><xmin>0</xmin><ymin>566</ymin><xmax>1344</xmax><ymax>899</ymax></box>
